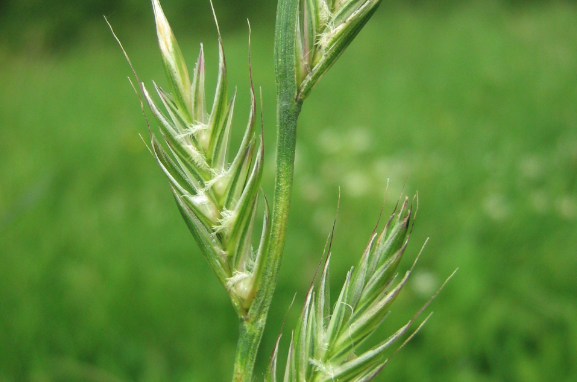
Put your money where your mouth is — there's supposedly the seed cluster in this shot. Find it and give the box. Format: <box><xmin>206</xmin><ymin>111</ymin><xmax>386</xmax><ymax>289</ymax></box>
<box><xmin>266</xmin><ymin>198</ymin><xmax>443</xmax><ymax>382</ymax></box>
<box><xmin>296</xmin><ymin>0</ymin><xmax>383</xmax><ymax>99</ymax></box>
<box><xmin>145</xmin><ymin>0</ymin><xmax>269</xmax><ymax>315</ymax></box>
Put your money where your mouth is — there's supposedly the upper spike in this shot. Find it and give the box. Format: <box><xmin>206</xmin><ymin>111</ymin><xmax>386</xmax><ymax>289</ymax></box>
<box><xmin>128</xmin><ymin>0</ymin><xmax>269</xmax><ymax>317</ymax></box>
<box><xmin>295</xmin><ymin>0</ymin><xmax>383</xmax><ymax>100</ymax></box>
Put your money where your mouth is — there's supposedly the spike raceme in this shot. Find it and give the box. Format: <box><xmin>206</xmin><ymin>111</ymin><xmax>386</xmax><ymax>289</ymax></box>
<box><xmin>266</xmin><ymin>197</ymin><xmax>454</xmax><ymax>382</ymax></box>
<box><xmin>145</xmin><ymin>0</ymin><xmax>269</xmax><ymax>316</ymax></box>
<box><xmin>296</xmin><ymin>0</ymin><xmax>383</xmax><ymax>99</ymax></box>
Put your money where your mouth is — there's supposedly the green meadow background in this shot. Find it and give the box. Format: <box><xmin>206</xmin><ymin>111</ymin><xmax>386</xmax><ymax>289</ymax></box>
<box><xmin>1</xmin><ymin>0</ymin><xmax>576</xmax><ymax>381</ymax></box>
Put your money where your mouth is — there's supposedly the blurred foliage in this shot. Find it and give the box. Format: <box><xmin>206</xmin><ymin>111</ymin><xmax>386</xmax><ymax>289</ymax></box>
<box><xmin>0</xmin><ymin>0</ymin><xmax>276</xmax><ymax>52</ymax></box>
<box><xmin>1</xmin><ymin>0</ymin><xmax>577</xmax><ymax>382</ymax></box>
<box><xmin>0</xmin><ymin>0</ymin><xmax>575</xmax><ymax>52</ymax></box>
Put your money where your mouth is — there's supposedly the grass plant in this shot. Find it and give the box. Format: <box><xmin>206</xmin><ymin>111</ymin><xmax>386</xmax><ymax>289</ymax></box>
<box><xmin>3</xmin><ymin>1</ymin><xmax>575</xmax><ymax>382</ymax></box>
<box><xmin>109</xmin><ymin>0</ymin><xmax>454</xmax><ymax>381</ymax></box>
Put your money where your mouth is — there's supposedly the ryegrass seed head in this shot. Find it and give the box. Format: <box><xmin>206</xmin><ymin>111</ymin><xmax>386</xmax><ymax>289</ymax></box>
<box><xmin>142</xmin><ymin>0</ymin><xmax>270</xmax><ymax>316</ymax></box>
<box><xmin>267</xmin><ymin>194</ymin><xmax>453</xmax><ymax>382</ymax></box>
<box><xmin>296</xmin><ymin>0</ymin><xmax>383</xmax><ymax>100</ymax></box>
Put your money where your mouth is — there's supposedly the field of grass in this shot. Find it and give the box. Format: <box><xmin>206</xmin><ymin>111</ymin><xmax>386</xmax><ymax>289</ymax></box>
<box><xmin>1</xmin><ymin>1</ymin><xmax>576</xmax><ymax>381</ymax></box>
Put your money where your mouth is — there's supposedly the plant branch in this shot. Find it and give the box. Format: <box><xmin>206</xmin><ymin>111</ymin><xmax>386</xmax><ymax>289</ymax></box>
<box><xmin>232</xmin><ymin>0</ymin><xmax>302</xmax><ymax>380</ymax></box>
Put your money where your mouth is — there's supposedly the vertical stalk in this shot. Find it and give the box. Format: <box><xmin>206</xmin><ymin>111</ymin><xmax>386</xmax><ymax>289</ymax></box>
<box><xmin>232</xmin><ymin>0</ymin><xmax>302</xmax><ymax>381</ymax></box>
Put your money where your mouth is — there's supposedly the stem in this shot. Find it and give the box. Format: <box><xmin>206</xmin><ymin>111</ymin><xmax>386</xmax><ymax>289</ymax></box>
<box><xmin>232</xmin><ymin>0</ymin><xmax>302</xmax><ymax>381</ymax></box>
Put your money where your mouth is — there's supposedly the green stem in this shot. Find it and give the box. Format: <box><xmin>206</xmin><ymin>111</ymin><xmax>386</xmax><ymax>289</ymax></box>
<box><xmin>232</xmin><ymin>0</ymin><xmax>302</xmax><ymax>381</ymax></box>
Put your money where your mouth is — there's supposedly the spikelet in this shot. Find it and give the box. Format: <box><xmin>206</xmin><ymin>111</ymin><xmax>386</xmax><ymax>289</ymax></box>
<box><xmin>144</xmin><ymin>0</ymin><xmax>270</xmax><ymax>316</ymax></box>
<box><xmin>296</xmin><ymin>0</ymin><xmax>383</xmax><ymax>99</ymax></box>
<box><xmin>266</xmin><ymin>195</ymin><xmax>457</xmax><ymax>382</ymax></box>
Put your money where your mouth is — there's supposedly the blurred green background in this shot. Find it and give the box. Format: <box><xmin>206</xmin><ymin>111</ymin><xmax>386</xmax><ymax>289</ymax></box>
<box><xmin>1</xmin><ymin>0</ymin><xmax>576</xmax><ymax>381</ymax></box>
